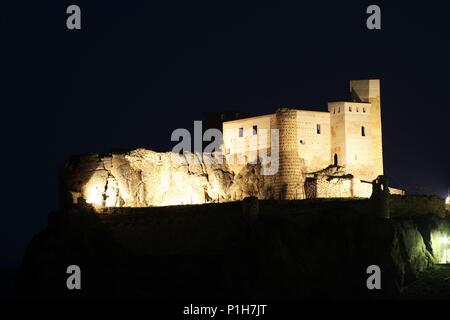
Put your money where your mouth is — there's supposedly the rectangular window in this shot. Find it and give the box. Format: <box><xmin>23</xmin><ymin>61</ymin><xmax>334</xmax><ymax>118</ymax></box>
<box><xmin>239</xmin><ymin>127</ymin><xmax>244</xmax><ymax>137</ymax></box>
<box><xmin>252</xmin><ymin>125</ymin><xmax>257</xmax><ymax>135</ymax></box>
<box><xmin>361</xmin><ymin>126</ymin><xmax>366</xmax><ymax>136</ymax></box>
<box><xmin>316</xmin><ymin>124</ymin><xmax>321</xmax><ymax>134</ymax></box>
<box><xmin>349</xmin><ymin>106</ymin><xmax>352</xmax><ymax>112</ymax></box>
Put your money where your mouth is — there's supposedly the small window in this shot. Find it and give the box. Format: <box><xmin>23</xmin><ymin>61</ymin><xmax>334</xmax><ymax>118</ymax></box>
<box><xmin>333</xmin><ymin>108</ymin><xmax>335</xmax><ymax>114</ymax></box>
<box><xmin>252</xmin><ymin>125</ymin><xmax>257</xmax><ymax>135</ymax></box>
<box><xmin>356</xmin><ymin>107</ymin><xmax>359</xmax><ymax>112</ymax></box>
<box><xmin>363</xmin><ymin>107</ymin><xmax>366</xmax><ymax>113</ymax></box>
<box><xmin>316</xmin><ymin>124</ymin><xmax>321</xmax><ymax>134</ymax></box>
<box><xmin>338</xmin><ymin>107</ymin><xmax>341</xmax><ymax>113</ymax></box>
<box><xmin>349</xmin><ymin>106</ymin><xmax>352</xmax><ymax>112</ymax></box>
<box><xmin>361</xmin><ymin>126</ymin><xmax>366</xmax><ymax>136</ymax></box>
<box><xmin>239</xmin><ymin>127</ymin><xmax>244</xmax><ymax>137</ymax></box>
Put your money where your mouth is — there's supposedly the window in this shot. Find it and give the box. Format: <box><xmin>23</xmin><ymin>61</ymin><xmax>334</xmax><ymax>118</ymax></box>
<box><xmin>349</xmin><ymin>106</ymin><xmax>352</xmax><ymax>112</ymax></box>
<box><xmin>333</xmin><ymin>108</ymin><xmax>335</xmax><ymax>114</ymax></box>
<box><xmin>333</xmin><ymin>154</ymin><xmax>338</xmax><ymax>166</ymax></box>
<box><xmin>363</xmin><ymin>107</ymin><xmax>366</xmax><ymax>113</ymax></box>
<box><xmin>361</xmin><ymin>126</ymin><xmax>366</xmax><ymax>136</ymax></box>
<box><xmin>338</xmin><ymin>107</ymin><xmax>341</xmax><ymax>113</ymax></box>
<box><xmin>356</xmin><ymin>107</ymin><xmax>359</xmax><ymax>112</ymax></box>
<box><xmin>316</xmin><ymin>124</ymin><xmax>321</xmax><ymax>134</ymax></box>
<box><xmin>252</xmin><ymin>125</ymin><xmax>257</xmax><ymax>135</ymax></box>
<box><xmin>239</xmin><ymin>127</ymin><xmax>244</xmax><ymax>137</ymax></box>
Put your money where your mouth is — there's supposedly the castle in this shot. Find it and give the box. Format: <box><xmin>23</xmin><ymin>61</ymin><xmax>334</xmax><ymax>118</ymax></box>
<box><xmin>64</xmin><ymin>79</ymin><xmax>403</xmax><ymax>210</ymax></box>
<box><xmin>222</xmin><ymin>79</ymin><xmax>389</xmax><ymax>199</ymax></box>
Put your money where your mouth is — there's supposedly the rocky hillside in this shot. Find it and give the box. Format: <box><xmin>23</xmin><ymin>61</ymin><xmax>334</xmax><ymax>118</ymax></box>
<box><xmin>61</xmin><ymin>149</ymin><xmax>275</xmax><ymax>208</ymax></box>
<box><xmin>18</xmin><ymin>197</ymin><xmax>450</xmax><ymax>299</ymax></box>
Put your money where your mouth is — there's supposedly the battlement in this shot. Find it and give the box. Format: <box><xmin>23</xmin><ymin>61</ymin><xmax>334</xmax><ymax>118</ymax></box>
<box><xmin>328</xmin><ymin>101</ymin><xmax>371</xmax><ymax>115</ymax></box>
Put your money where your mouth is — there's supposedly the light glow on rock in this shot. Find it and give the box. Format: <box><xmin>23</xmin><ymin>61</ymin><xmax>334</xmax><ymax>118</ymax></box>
<box><xmin>85</xmin><ymin>182</ymin><xmax>104</xmax><ymax>207</ymax></box>
<box><xmin>440</xmin><ymin>236</ymin><xmax>450</xmax><ymax>264</ymax></box>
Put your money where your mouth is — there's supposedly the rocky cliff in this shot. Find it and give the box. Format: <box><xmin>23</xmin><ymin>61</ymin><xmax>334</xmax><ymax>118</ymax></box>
<box><xmin>62</xmin><ymin>149</ymin><xmax>275</xmax><ymax>209</ymax></box>
<box><xmin>18</xmin><ymin>198</ymin><xmax>450</xmax><ymax>299</ymax></box>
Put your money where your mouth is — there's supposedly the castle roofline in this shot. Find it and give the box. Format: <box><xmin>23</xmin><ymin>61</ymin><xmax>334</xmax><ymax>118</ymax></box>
<box><xmin>222</xmin><ymin>112</ymin><xmax>275</xmax><ymax>124</ymax></box>
<box><xmin>328</xmin><ymin>101</ymin><xmax>371</xmax><ymax>105</ymax></box>
<box><xmin>223</xmin><ymin>106</ymin><xmax>334</xmax><ymax>124</ymax></box>
<box><xmin>297</xmin><ymin>109</ymin><xmax>329</xmax><ymax>114</ymax></box>
<box><xmin>277</xmin><ymin>106</ymin><xmax>325</xmax><ymax>113</ymax></box>
<box><xmin>350</xmin><ymin>79</ymin><xmax>380</xmax><ymax>82</ymax></box>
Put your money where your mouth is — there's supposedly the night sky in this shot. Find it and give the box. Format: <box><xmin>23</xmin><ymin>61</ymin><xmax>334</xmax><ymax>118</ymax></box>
<box><xmin>1</xmin><ymin>1</ymin><xmax>449</xmax><ymax>268</ymax></box>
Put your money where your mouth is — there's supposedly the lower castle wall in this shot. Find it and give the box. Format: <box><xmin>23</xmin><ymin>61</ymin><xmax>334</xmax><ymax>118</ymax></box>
<box><xmin>305</xmin><ymin>177</ymin><xmax>373</xmax><ymax>199</ymax></box>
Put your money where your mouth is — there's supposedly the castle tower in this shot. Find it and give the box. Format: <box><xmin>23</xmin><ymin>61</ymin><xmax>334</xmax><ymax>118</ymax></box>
<box><xmin>349</xmin><ymin>80</ymin><xmax>383</xmax><ymax>178</ymax></box>
<box><xmin>274</xmin><ymin>108</ymin><xmax>304</xmax><ymax>199</ymax></box>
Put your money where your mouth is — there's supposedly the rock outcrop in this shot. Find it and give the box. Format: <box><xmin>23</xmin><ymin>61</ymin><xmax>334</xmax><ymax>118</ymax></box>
<box><xmin>62</xmin><ymin>149</ymin><xmax>275</xmax><ymax>209</ymax></box>
<box><xmin>18</xmin><ymin>198</ymin><xmax>450</xmax><ymax>299</ymax></box>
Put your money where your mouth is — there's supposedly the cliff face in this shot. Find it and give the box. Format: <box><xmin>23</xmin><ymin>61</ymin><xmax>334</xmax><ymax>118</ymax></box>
<box><xmin>62</xmin><ymin>149</ymin><xmax>275</xmax><ymax>209</ymax></box>
<box><xmin>62</xmin><ymin>148</ymin><xmax>401</xmax><ymax>210</ymax></box>
<box><xmin>19</xmin><ymin>198</ymin><xmax>450</xmax><ymax>299</ymax></box>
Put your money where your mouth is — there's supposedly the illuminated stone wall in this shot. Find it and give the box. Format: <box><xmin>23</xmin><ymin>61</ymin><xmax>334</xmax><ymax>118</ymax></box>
<box><xmin>328</xmin><ymin>101</ymin><xmax>374</xmax><ymax>181</ymax></box>
<box><xmin>350</xmin><ymin>79</ymin><xmax>383</xmax><ymax>179</ymax></box>
<box><xmin>274</xmin><ymin>108</ymin><xmax>304</xmax><ymax>199</ymax></box>
<box><xmin>304</xmin><ymin>166</ymin><xmax>373</xmax><ymax>199</ymax></box>
<box><xmin>297</xmin><ymin>110</ymin><xmax>331</xmax><ymax>172</ymax></box>
<box><xmin>222</xmin><ymin>113</ymin><xmax>275</xmax><ymax>175</ymax></box>
<box><xmin>222</xmin><ymin>79</ymin><xmax>385</xmax><ymax>188</ymax></box>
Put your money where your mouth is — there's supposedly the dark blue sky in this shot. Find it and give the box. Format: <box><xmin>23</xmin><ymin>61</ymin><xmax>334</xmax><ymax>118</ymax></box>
<box><xmin>1</xmin><ymin>1</ymin><xmax>449</xmax><ymax>267</ymax></box>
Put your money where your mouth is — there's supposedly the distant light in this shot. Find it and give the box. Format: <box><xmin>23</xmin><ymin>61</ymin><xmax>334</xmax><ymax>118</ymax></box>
<box><xmin>441</xmin><ymin>236</ymin><xmax>449</xmax><ymax>246</ymax></box>
<box><xmin>446</xmin><ymin>196</ymin><xmax>450</xmax><ymax>205</ymax></box>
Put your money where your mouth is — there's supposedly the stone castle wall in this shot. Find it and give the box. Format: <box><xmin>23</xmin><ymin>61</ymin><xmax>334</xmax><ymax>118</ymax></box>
<box><xmin>221</xmin><ymin>79</ymin><xmax>384</xmax><ymax>185</ymax></box>
<box><xmin>296</xmin><ymin>110</ymin><xmax>331</xmax><ymax>171</ymax></box>
<box><xmin>350</xmin><ymin>80</ymin><xmax>383</xmax><ymax>178</ymax></box>
<box><xmin>274</xmin><ymin>108</ymin><xmax>305</xmax><ymax>200</ymax></box>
